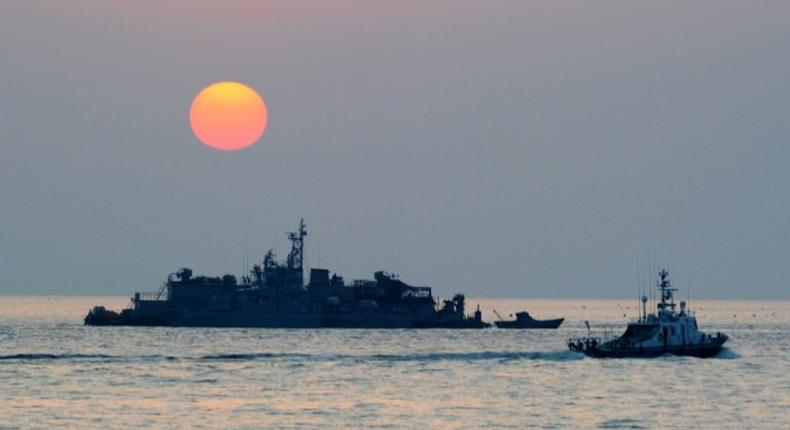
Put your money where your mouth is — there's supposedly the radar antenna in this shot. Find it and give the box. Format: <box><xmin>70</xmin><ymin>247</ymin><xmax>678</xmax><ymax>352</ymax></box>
<box><xmin>286</xmin><ymin>218</ymin><xmax>307</xmax><ymax>273</ymax></box>
<box><xmin>657</xmin><ymin>269</ymin><xmax>677</xmax><ymax>312</ymax></box>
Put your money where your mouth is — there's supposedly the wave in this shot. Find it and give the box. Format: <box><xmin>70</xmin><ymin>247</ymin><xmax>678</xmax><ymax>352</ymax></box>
<box><xmin>1</xmin><ymin>350</ymin><xmax>582</xmax><ymax>363</ymax></box>
<box><xmin>0</xmin><ymin>353</ymin><xmax>174</xmax><ymax>362</ymax></box>
<box><xmin>199</xmin><ymin>350</ymin><xmax>583</xmax><ymax>363</ymax></box>
<box><xmin>598</xmin><ymin>418</ymin><xmax>647</xmax><ymax>429</ymax></box>
<box><xmin>368</xmin><ymin>350</ymin><xmax>582</xmax><ymax>362</ymax></box>
<box><xmin>200</xmin><ymin>352</ymin><xmax>312</xmax><ymax>360</ymax></box>
<box><xmin>0</xmin><ymin>353</ymin><xmax>113</xmax><ymax>361</ymax></box>
<box><xmin>713</xmin><ymin>347</ymin><xmax>740</xmax><ymax>359</ymax></box>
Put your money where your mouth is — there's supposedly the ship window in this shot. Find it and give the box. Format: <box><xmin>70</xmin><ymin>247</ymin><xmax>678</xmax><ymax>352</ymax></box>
<box><xmin>623</xmin><ymin>324</ymin><xmax>659</xmax><ymax>341</ymax></box>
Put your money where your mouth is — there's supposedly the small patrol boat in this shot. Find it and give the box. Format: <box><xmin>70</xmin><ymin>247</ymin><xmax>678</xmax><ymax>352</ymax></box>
<box><xmin>493</xmin><ymin>310</ymin><xmax>564</xmax><ymax>329</ymax></box>
<box><xmin>568</xmin><ymin>269</ymin><xmax>728</xmax><ymax>358</ymax></box>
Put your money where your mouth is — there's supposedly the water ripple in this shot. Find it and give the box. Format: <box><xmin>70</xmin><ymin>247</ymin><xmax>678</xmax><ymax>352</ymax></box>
<box><xmin>2</xmin><ymin>350</ymin><xmax>583</xmax><ymax>363</ymax></box>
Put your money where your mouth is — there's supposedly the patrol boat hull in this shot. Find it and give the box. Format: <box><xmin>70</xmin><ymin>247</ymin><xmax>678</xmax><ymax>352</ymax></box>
<box><xmin>573</xmin><ymin>337</ymin><xmax>728</xmax><ymax>359</ymax></box>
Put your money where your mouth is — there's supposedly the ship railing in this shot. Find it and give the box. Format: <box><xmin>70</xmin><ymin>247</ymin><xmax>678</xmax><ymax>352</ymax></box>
<box><xmin>568</xmin><ymin>337</ymin><xmax>602</xmax><ymax>352</ymax></box>
<box><xmin>705</xmin><ymin>332</ymin><xmax>727</xmax><ymax>343</ymax></box>
<box><xmin>135</xmin><ymin>291</ymin><xmax>169</xmax><ymax>302</ymax></box>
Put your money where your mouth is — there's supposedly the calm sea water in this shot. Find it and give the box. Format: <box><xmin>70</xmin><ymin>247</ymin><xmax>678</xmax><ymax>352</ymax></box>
<box><xmin>1</xmin><ymin>297</ymin><xmax>788</xmax><ymax>429</ymax></box>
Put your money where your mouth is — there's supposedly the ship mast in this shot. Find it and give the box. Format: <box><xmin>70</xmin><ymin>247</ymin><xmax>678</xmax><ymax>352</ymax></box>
<box><xmin>657</xmin><ymin>269</ymin><xmax>677</xmax><ymax>313</ymax></box>
<box><xmin>286</xmin><ymin>218</ymin><xmax>307</xmax><ymax>274</ymax></box>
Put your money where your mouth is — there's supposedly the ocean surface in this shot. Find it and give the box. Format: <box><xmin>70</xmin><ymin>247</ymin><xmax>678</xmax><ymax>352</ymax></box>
<box><xmin>1</xmin><ymin>297</ymin><xmax>788</xmax><ymax>429</ymax></box>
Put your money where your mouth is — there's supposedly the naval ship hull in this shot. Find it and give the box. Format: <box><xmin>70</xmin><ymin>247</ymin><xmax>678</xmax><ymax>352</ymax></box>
<box><xmin>153</xmin><ymin>318</ymin><xmax>415</xmax><ymax>329</ymax></box>
<box><xmin>87</xmin><ymin>310</ymin><xmax>418</xmax><ymax>328</ymax></box>
<box><xmin>85</xmin><ymin>306</ymin><xmax>482</xmax><ymax>329</ymax></box>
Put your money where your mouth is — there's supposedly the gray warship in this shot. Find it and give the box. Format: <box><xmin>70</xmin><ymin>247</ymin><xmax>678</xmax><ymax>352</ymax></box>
<box><xmin>85</xmin><ymin>219</ymin><xmax>489</xmax><ymax>329</ymax></box>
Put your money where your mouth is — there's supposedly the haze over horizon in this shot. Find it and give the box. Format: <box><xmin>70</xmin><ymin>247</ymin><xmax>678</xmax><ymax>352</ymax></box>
<box><xmin>2</xmin><ymin>1</ymin><xmax>789</xmax><ymax>299</ymax></box>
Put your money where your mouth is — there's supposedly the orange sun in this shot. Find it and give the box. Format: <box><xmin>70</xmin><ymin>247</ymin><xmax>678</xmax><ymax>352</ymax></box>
<box><xmin>190</xmin><ymin>81</ymin><xmax>268</xmax><ymax>151</ymax></box>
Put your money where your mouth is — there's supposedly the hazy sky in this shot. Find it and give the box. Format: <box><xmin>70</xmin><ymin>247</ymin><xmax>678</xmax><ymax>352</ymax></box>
<box><xmin>1</xmin><ymin>1</ymin><xmax>789</xmax><ymax>299</ymax></box>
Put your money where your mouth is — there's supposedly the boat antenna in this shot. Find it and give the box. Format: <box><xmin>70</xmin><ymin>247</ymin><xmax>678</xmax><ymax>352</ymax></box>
<box><xmin>637</xmin><ymin>251</ymin><xmax>645</xmax><ymax>321</ymax></box>
<box><xmin>243</xmin><ymin>224</ymin><xmax>251</xmax><ymax>276</ymax></box>
<box><xmin>636</xmin><ymin>251</ymin><xmax>641</xmax><ymax>321</ymax></box>
<box><xmin>648</xmin><ymin>251</ymin><xmax>653</xmax><ymax>313</ymax></box>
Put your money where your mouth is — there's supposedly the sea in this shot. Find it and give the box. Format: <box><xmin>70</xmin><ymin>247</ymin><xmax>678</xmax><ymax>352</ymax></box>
<box><xmin>1</xmin><ymin>297</ymin><xmax>788</xmax><ymax>429</ymax></box>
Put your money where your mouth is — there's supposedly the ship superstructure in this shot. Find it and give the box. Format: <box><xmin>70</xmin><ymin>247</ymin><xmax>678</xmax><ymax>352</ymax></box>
<box><xmin>568</xmin><ymin>269</ymin><xmax>728</xmax><ymax>358</ymax></box>
<box><xmin>85</xmin><ymin>219</ymin><xmax>488</xmax><ymax>328</ymax></box>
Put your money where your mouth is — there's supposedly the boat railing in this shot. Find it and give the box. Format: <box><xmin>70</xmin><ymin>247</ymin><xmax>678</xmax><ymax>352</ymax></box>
<box><xmin>568</xmin><ymin>337</ymin><xmax>602</xmax><ymax>352</ymax></box>
<box><xmin>134</xmin><ymin>291</ymin><xmax>169</xmax><ymax>302</ymax></box>
<box><xmin>134</xmin><ymin>281</ymin><xmax>170</xmax><ymax>302</ymax></box>
<box><xmin>706</xmin><ymin>332</ymin><xmax>728</xmax><ymax>344</ymax></box>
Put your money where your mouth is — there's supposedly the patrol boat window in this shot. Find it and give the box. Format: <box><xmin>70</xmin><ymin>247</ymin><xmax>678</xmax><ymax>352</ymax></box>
<box><xmin>622</xmin><ymin>324</ymin><xmax>659</xmax><ymax>341</ymax></box>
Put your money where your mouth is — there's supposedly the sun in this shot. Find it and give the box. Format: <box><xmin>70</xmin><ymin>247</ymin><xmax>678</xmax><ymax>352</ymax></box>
<box><xmin>189</xmin><ymin>81</ymin><xmax>268</xmax><ymax>151</ymax></box>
